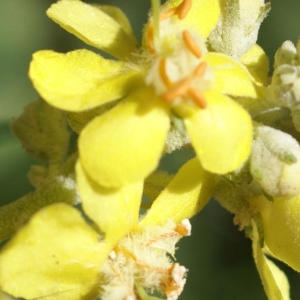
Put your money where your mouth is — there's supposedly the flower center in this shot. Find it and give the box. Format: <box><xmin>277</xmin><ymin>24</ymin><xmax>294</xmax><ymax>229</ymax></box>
<box><xmin>145</xmin><ymin>0</ymin><xmax>212</xmax><ymax>109</ymax></box>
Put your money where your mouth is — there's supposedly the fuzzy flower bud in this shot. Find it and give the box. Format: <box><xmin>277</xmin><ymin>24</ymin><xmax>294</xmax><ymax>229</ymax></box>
<box><xmin>274</xmin><ymin>40</ymin><xmax>296</xmax><ymax>68</ymax></box>
<box><xmin>208</xmin><ymin>0</ymin><xmax>270</xmax><ymax>59</ymax></box>
<box><xmin>269</xmin><ymin>64</ymin><xmax>300</xmax><ymax>109</ymax></box>
<box><xmin>250</xmin><ymin>125</ymin><xmax>300</xmax><ymax>197</ymax></box>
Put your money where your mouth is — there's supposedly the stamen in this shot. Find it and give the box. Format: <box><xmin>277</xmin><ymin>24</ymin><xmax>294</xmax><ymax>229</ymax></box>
<box><xmin>193</xmin><ymin>61</ymin><xmax>207</xmax><ymax>77</ymax></box>
<box><xmin>175</xmin><ymin>223</ymin><xmax>189</xmax><ymax>236</ymax></box>
<box><xmin>151</xmin><ymin>0</ymin><xmax>160</xmax><ymax>39</ymax></box>
<box><xmin>182</xmin><ymin>30</ymin><xmax>202</xmax><ymax>58</ymax></box>
<box><xmin>165</xmin><ymin>285</ymin><xmax>180</xmax><ymax>295</ymax></box>
<box><xmin>147</xmin><ymin>24</ymin><xmax>156</xmax><ymax>54</ymax></box>
<box><xmin>177</xmin><ymin>0</ymin><xmax>192</xmax><ymax>19</ymax></box>
<box><xmin>160</xmin><ymin>8</ymin><xmax>177</xmax><ymax>20</ymax></box>
<box><xmin>159</xmin><ymin>59</ymin><xmax>173</xmax><ymax>88</ymax></box>
<box><xmin>163</xmin><ymin>78</ymin><xmax>190</xmax><ymax>102</ymax></box>
<box><xmin>187</xmin><ymin>88</ymin><xmax>207</xmax><ymax>108</ymax></box>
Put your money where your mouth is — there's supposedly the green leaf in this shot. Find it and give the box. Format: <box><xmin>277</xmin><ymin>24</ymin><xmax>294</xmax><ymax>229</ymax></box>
<box><xmin>0</xmin><ymin>175</ymin><xmax>79</xmax><ymax>242</ymax></box>
<box><xmin>11</xmin><ymin>99</ymin><xmax>69</xmax><ymax>164</ymax></box>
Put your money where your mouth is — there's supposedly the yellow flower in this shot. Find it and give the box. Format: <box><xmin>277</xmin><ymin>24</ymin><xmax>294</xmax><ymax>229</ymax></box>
<box><xmin>0</xmin><ymin>158</ymin><xmax>216</xmax><ymax>300</ymax></box>
<box><xmin>29</xmin><ymin>0</ymin><xmax>257</xmax><ymax>188</ymax></box>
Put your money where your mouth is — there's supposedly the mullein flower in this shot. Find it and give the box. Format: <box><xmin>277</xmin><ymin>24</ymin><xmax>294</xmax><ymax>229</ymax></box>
<box><xmin>0</xmin><ymin>158</ymin><xmax>215</xmax><ymax>300</ymax></box>
<box><xmin>29</xmin><ymin>0</ymin><xmax>257</xmax><ymax>188</ymax></box>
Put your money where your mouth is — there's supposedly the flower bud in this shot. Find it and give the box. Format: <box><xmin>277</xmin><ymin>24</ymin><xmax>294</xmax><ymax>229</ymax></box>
<box><xmin>268</xmin><ymin>64</ymin><xmax>300</xmax><ymax>109</ymax></box>
<box><xmin>274</xmin><ymin>40</ymin><xmax>296</xmax><ymax>68</ymax></box>
<box><xmin>250</xmin><ymin>125</ymin><xmax>300</xmax><ymax>197</ymax></box>
<box><xmin>208</xmin><ymin>0</ymin><xmax>270</xmax><ymax>59</ymax></box>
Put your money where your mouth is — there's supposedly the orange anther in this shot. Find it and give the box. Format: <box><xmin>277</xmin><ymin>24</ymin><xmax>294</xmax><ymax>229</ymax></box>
<box><xmin>165</xmin><ymin>285</ymin><xmax>180</xmax><ymax>295</ymax></box>
<box><xmin>182</xmin><ymin>30</ymin><xmax>202</xmax><ymax>58</ymax></box>
<box><xmin>159</xmin><ymin>59</ymin><xmax>173</xmax><ymax>88</ymax></box>
<box><xmin>163</xmin><ymin>78</ymin><xmax>190</xmax><ymax>102</ymax></box>
<box><xmin>193</xmin><ymin>61</ymin><xmax>207</xmax><ymax>77</ymax></box>
<box><xmin>187</xmin><ymin>88</ymin><xmax>207</xmax><ymax>108</ymax></box>
<box><xmin>177</xmin><ymin>0</ymin><xmax>192</xmax><ymax>19</ymax></box>
<box><xmin>160</xmin><ymin>8</ymin><xmax>177</xmax><ymax>20</ymax></box>
<box><xmin>147</xmin><ymin>24</ymin><xmax>155</xmax><ymax>54</ymax></box>
<box><xmin>175</xmin><ymin>224</ymin><xmax>189</xmax><ymax>236</ymax></box>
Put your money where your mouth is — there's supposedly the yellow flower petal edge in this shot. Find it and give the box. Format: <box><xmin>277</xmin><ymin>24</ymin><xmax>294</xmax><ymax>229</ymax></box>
<box><xmin>252</xmin><ymin>221</ymin><xmax>291</xmax><ymax>300</ymax></box>
<box><xmin>29</xmin><ymin>49</ymin><xmax>141</xmax><ymax>112</ymax></box>
<box><xmin>184</xmin><ymin>91</ymin><xmax>252</xmax><ymax>174</ymax></box>
<box><xmin>76</xmin><ymin>161</ymin><xmax>143</xmax><ymax>246</ymax></box>
<box><xmin>240</xmin><ymin>44</ymin><xmax>270</xmax><ymax>87</ymax></box>
<box><xmin>162</xmin><ymin>0</ymin><xmax>220</xmax><ymax>39</ymax></box>
<box><xmin>47</xmin><ymin>0</ymin><xmax>138</xmax><ymax>60</ymax></box>
<box><xmin>139</xmin><ymin>158</ymin><xmax>217</xmax><ymax>227</ymax></box>
<box><xmin>205</xmin><ymin>52</ymin><xmax>258</xmax><ymax>98</ymax></box>
<box><xmin>79</xmin><ymin>86</ymin><xmax>170</xmax><ymax>188</ymax></box>
<box><xmin>0</xmin><ymin>203</ymin><xmax>111</xmax><ymax>300</ymax></box>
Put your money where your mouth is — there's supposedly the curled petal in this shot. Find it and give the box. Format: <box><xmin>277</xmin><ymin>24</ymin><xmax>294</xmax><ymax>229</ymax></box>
<box><xmin>139</xmin><ymin>158</ymin><xmax>217</xmax><ymax>227</ymax></box>
<box><xmin>252</xmin><ymin>220</ymin><xmax>290</xmax><ymax>300</ymax></box>
<box><xmin>0</xmin><ymin>204</ymin><xmax>111</xmax><ymax>300</ymax></box>
<box><xmin>79</xmin><ymin>86</ymin><xmax>170</xmax><ymax>188</ymax></box>
<box><xmin>240</xmin><ymin>44</ymin><xmax>270</xmax><ymax>87</ymax></box>
<box><xmin>76</xmin><ymin>161</ymin><xmax>143</xmax><ymax>245</ymax></box>
<box><xmin>254</xmin><ymin>195</ymin><xmax>300</xmax><ymax>273</ymax></box>
<box><xmin>47</xmin><ymin>0</ymin><xmax>138</xmax><ymax>59</ymax></box>
<box><xmin>205</xmin><ymin>52</ymin><xmax>258</xmax><ymax>98</ymax></box>
<box><xmin>184</xmin><ymin>91</ymin><xmax>252</xmax><ymax>174</ymax></box>
<box><xmin>29</xmin><ymin>49</ymin><xmax>141</xmax><ymax>112</ymax></box>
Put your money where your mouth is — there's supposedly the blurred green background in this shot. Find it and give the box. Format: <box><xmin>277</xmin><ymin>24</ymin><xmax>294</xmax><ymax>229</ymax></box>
<box><xmin>1</xmin><ymin>0</ymin><xmax>300</xmax><ymax>299</ymax></box>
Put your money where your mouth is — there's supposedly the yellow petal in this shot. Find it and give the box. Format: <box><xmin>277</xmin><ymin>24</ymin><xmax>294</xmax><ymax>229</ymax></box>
<box><xmin>139</xmin><ymin>158</ymin><xmax>217</xmax><ymax>227</ymax></box>
<box><xmin>76</xmin><ymin>161</ymin><xmax>143</xmax><ymax>246</ymax></box>
<box><xmin>184</xmin><ymin>91</ymin><xmax>252</xmax><ymax>174</ymax></box>
<box><xmin>0</xmin><ymin>203</ymin><xmax>111</xmax><ymax>300</ymax></box>
<box><xmin>99</xmin><ymin>5</ymin><xmax>138</xmax><ymax>48</ymax></box>
<box><xmin>29</xmin><ymin>49</ymin><xmax>141</xmax><ymax>112</ymax></box>
<box><xmin>47</xmin><ymin>0</ymin><xmax>138</xmax><ymax>59</ymax></box>
<box><xmin>253</xmin><ymin>195</ymin><xmax>300</xmax><ymax>273</ymax></box>
<box><xmin>240</xmin><ymin>44</ymin><xmax>270</xmax><ymax>86</ymax></box>
<box><xmin>163</xmin><ymin>0</ymin><xmax>220</xmax><ymax>39</ymax></box>
<box><xmin>205</xmin><ymin>52</ymin><xmax>258</xmax><ymax>98</ymax></box>
<box><xmin>252</xmin><ymin>221</ymin><xmax>291</xmax><ymax>300</ymax></box>
<box><xmin>67</xmin><ymin>100</ymin><xmax>118</xmax><ymax>134</ymax></box>
<box><xmin>79</xmin><ymin>86</ymin><xmax>170</xmax><ymax>188</ymax></box>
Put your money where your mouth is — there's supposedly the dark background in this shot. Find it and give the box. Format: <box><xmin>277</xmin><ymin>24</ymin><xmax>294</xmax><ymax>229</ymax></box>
<box><xmin>1</xmin><ymin>1</ymin><xmax>300</xmax><ymax>299</ymax></box>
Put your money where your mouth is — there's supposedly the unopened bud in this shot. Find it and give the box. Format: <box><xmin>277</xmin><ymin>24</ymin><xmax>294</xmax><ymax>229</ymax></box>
<box><xmin>274</xmin><ymin>40</ymin><xmax>296</xmax><ymax>68</ymax></box>
<box><xmin>250</xmin><ymin>125</ymin><xmax>300</xmax><ymax>197</ymax></box>
<box><xmin>208</xmin><ymin>0</ymin><xmax>270</xmax><ymax>59</ymax></box>
<box><xmin>269</xmin><ymin>64</ymin><xmax>300</xmax><ymax>109</ymax></box>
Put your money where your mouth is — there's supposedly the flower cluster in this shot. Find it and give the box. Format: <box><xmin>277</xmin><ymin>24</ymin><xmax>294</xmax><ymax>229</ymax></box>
<box><xmin>1</xmin><ymin>0</ymin><xmax>300</xmax><ymax>299</ymax></box>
